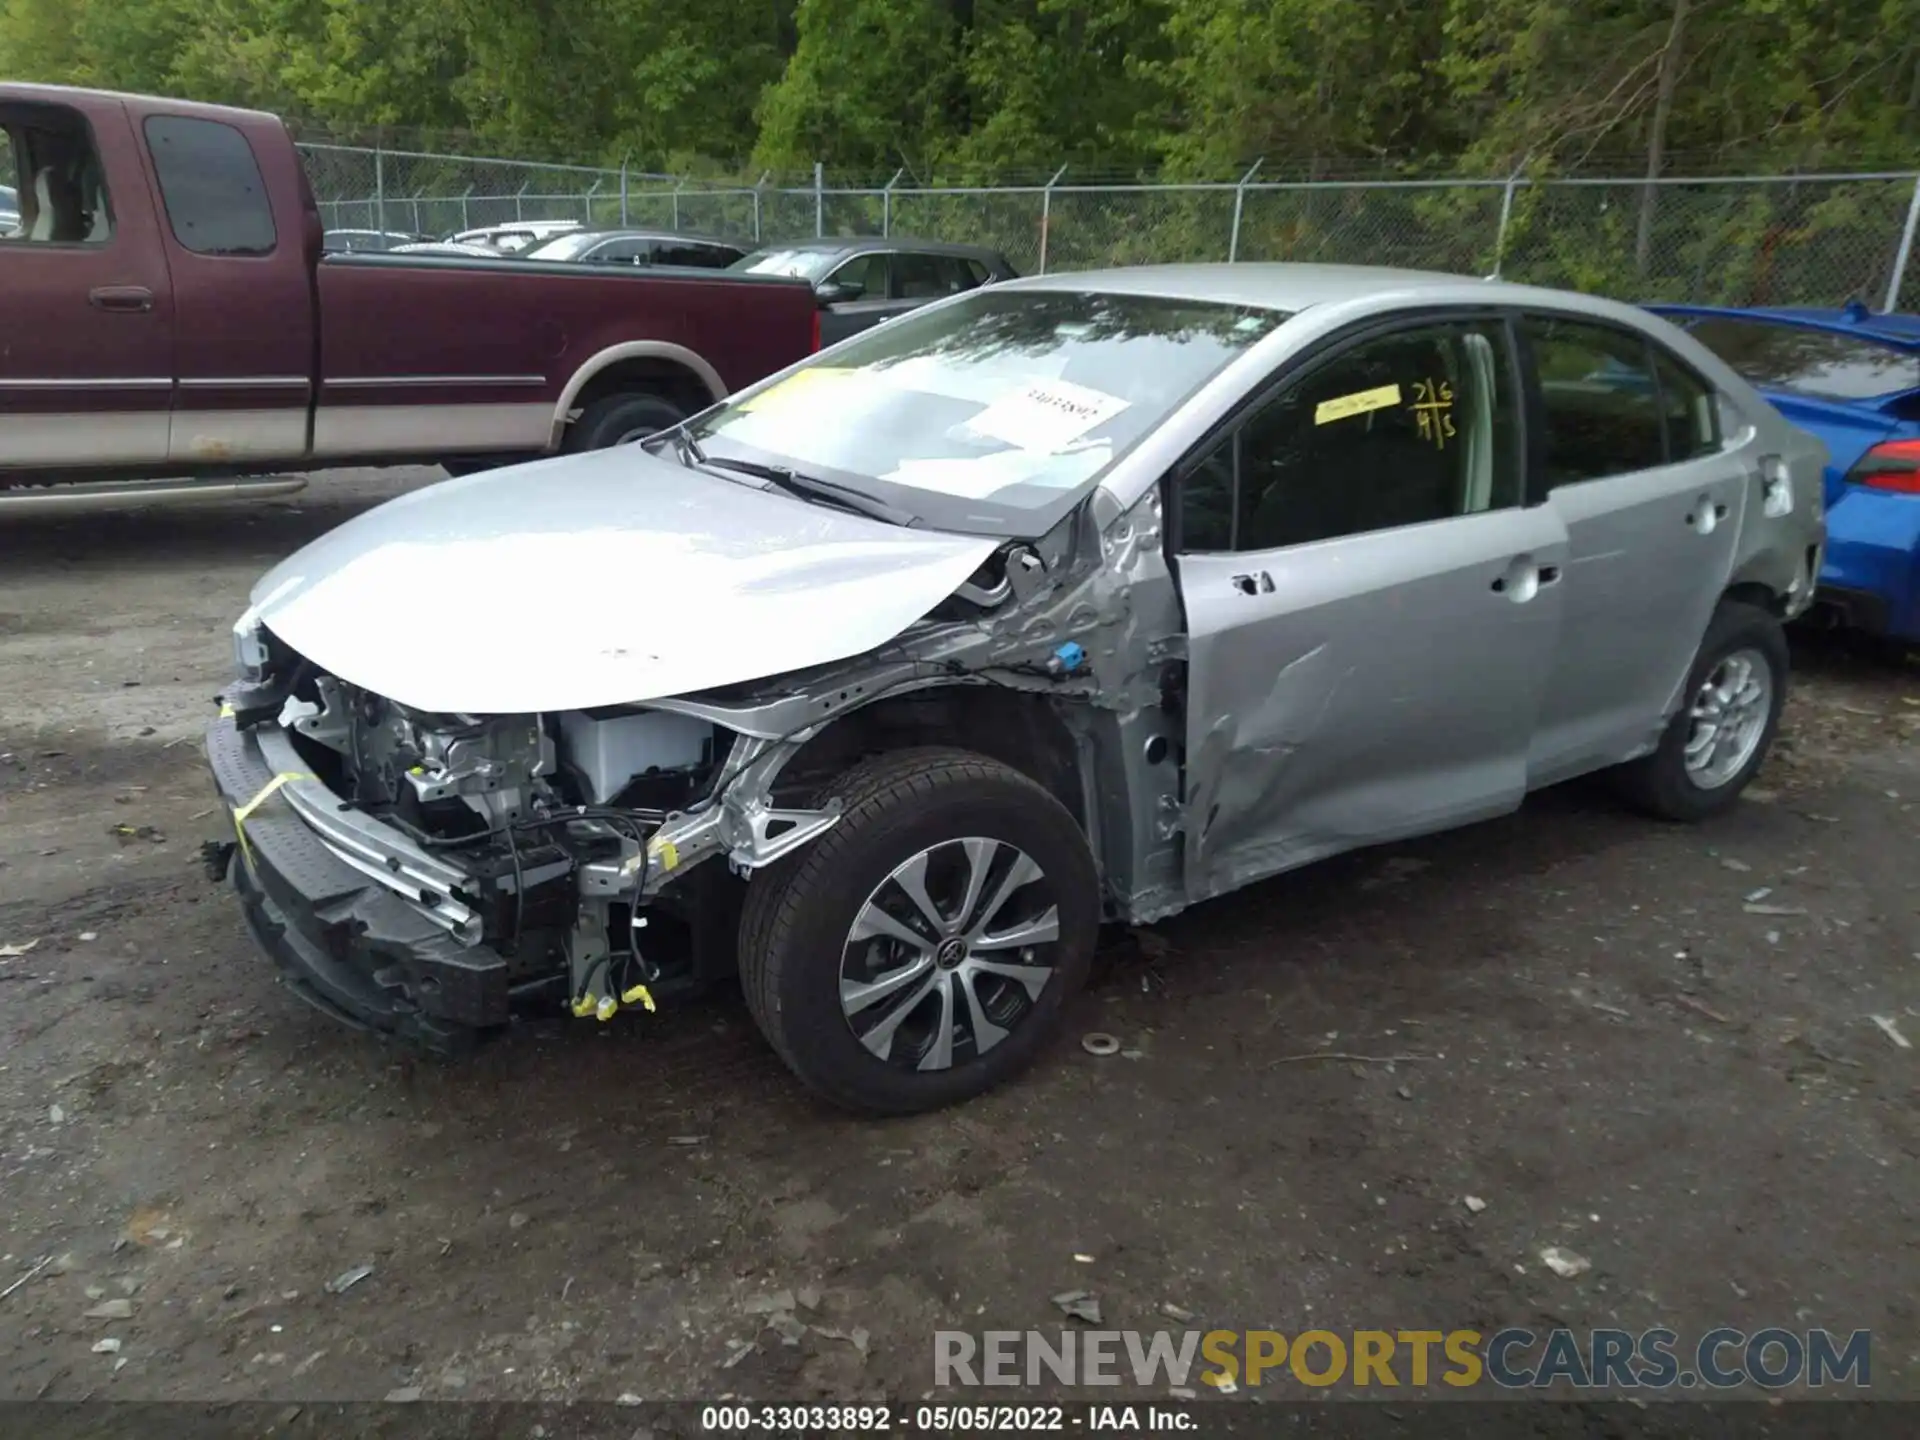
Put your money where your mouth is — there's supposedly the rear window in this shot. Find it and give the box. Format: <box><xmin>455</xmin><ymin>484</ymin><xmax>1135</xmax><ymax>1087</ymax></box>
<box><xmin>1681</xmin><ymin>315</ymin><xmax>1920</xmax><ymax>401</ymax></box>
<box><xmin>144</xmin><ymin>116</ymin><xmax>276</xmax><ymax>256</ymax></box>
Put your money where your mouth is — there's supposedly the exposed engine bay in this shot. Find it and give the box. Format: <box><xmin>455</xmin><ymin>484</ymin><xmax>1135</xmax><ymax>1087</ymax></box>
<box><xmin>213</xmin><ymin>483</ymin><xmax>1188</xmax><ymax>1036</ymax></box>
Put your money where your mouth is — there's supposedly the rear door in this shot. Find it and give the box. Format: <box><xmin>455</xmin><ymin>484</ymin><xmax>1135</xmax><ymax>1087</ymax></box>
<box><xmin>1173</xmin><ymin>315</ymin><xmax>1567</xmax><ymax>901</ymax></box>
<box><xmin>137</xmin><ymin>111</ymin><xmax>314</xmax><ymax>463</ymax></box>
<box><xmin>0</xmin><ymin>98</ymin><xmax>175</xmax><ymax>469</ymax></box>
<box><xmin>1520</xmin><ymin>313</ymin><xmax>1750</xmax><ymax>785</ymax></box>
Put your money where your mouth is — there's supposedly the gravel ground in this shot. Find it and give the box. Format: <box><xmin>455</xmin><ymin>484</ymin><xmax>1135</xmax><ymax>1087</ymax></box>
<box><xmin>1</xmin><ymin>470</ymin><xmax>1916</xmax><ymax>1404</ymax></box>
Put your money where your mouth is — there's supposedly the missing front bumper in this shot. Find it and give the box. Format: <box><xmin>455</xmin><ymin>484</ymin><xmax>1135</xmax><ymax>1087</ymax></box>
<box><xmin>206</xmin><ymin>716</ymin><xmax>512</xmax><ymax>1036</ymax></box>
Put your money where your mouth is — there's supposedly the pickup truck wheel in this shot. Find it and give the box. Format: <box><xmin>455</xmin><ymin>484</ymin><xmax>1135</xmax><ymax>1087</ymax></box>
<box><xmin>737</xmin><ymin>747</ymin><xmax>1099</xmax><ymax>1116</ymax></box>
<box><xmin>1612</xmin><ymin>599</ymin><xmax>1788</xmax><ymax>821</ymax></box>
<box><xmin>566</xmin><ymin>392</ymin><xmax>687</xmax><ymax>452</ymax></box>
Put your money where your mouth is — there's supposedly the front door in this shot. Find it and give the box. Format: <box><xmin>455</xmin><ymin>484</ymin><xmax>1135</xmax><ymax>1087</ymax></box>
<box><xmin>1174</xmin><ymin>317</ymin><xmax>1568</xmax><ymax>902</ymax></box>
<box><xmin>0</xmin><ymin>100</ymin><xmax>175</xmax><ymax>470</ymax></box>
<box><xmin>817</xmin><ymin>252</ymin><xmax>899</xmax><ymax>345</ymax></box>
<box><xmin>1518</xmin><ymin>313</ymin><xmax>1751</xmax><ymax>785</ymax></box>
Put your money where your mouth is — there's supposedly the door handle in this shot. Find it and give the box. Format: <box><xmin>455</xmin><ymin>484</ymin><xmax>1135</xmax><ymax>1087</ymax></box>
<box><xmin>89</xmin><ymin>285</ymin><xmax>154</xmax><ymax>313</ymax></box>
<box><xmin>1230</xmin><ymin>571</ymin><xmax>1274</xmax><ymax>596</ymax></box>
<box><xmin>1491</xmin><ymin>556</ymin><xmax>1547</xmax><ymax>602</ymax></box>
<box><xmin>1684</xmin><ymin>494</ymin><xmax>1727</xmax><ymax>535</ymax></box>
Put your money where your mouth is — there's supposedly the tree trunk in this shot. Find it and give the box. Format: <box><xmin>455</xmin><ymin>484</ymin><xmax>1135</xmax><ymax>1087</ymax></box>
<box><xmin>1635</xmin><ymin>0</ymin><xmax>1689</xmax><ymax>279</ymax></box>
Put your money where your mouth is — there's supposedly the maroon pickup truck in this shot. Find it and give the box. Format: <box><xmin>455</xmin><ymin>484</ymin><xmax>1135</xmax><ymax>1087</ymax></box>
<box><xmin>0</xmin><ymin>84</ymin><xmax>819</xmax><ymax>510</ymax></box>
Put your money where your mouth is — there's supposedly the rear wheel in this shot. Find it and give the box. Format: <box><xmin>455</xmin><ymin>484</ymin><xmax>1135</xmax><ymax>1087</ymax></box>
<box><xmin>738</xmin><ymin>748</ymin><xmax>1099</xmax><ymax>1115</ymax></box>
<box><xmin>565</xmin><ymin>391</ymin><xmax>687</xmax><ymax>452</ymax></box>
<box><xmin>1613</xmin><ymin>598</ymin><xmax>1788</xmax><ymax>821</ymax></box>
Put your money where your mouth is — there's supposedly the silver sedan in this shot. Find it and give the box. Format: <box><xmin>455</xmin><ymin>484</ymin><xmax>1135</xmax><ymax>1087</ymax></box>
<box><xmin>207</xmin><ymin>263</ymin><xmax>1827</xmax><ymax>1115</ymax></box>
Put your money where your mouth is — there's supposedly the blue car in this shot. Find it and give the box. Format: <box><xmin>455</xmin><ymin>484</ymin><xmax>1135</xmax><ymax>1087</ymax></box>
<box><xmin>1649</xmin><ymin>302</ymin><xmax>1920</xmax><ymax>642</ymax></box>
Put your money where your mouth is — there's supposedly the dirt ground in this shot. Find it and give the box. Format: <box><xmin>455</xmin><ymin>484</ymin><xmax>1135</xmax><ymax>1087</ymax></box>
<box><xmin>1</xmin><ymin>470</ymin><xmax>1916</xmax><ymax>1406</ymax></box>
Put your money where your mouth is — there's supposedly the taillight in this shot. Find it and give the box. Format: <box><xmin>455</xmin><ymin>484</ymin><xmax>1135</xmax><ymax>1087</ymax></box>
<box><xmin>1849</xmin><ymin>439</ymin><xmax>1920</xmax><ymax>493</ymax></box>
<box><xmin>811</xmin><ymin>307</ymin><xmax>822</xmax><ymax>352</ymax></box>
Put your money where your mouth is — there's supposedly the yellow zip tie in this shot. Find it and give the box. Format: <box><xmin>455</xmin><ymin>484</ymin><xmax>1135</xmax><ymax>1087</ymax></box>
<box><xmin>218</xmin><ymin>700</ymin><xmax>235</xmax><ymax>719</ymax></box>
<box><xmin>231</xmin><ymin>771</ymin><xmax>314</xmax><ymax>862</ymax></box>
<box><xmin>620</xmin><ymin>984</ymin><xmax>657</xmax><ymax>1013</ymax></box>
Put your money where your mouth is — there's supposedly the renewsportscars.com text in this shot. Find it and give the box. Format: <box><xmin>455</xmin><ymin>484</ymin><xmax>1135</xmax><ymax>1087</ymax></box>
<box><xmin>934</xmin><ymin>1327</ymin><xmax>1871</xmax><ymax>1390</ymax></box>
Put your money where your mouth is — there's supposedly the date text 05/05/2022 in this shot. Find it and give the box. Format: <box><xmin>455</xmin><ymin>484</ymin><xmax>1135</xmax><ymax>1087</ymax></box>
<box><xmin>699</xmin><ymin>1403</ymin><xmax>1192</xmax><ymax>1432</ymax></box>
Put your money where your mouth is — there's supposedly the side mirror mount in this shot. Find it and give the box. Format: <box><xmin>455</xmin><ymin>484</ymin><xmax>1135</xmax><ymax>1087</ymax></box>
<box><xmin>815</xmin><ymin>278</ymin><xmax>863</xmax><ymax>306</ymax></box>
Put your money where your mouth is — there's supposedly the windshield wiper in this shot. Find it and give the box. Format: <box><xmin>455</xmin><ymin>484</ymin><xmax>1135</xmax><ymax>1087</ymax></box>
<box><xmin>668</xmin><ymin>424</ymin><xmax>707</xmax><ymax>468</ymax></box>
<box><xmin>697</xmin><ymin>455</ymin><xmax>916</xmax><ymax>527</ymax></box>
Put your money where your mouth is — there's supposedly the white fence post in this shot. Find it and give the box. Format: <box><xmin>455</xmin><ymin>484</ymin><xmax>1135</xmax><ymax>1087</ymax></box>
<box><xmin>814</xmin><ymin>162</ymin><xmax>825</xmax><ymax>237</ymax></box>
<box><xmin>1228</xmin><ymin>159</ymin><xmax>1262</xmax><ymax>262</ymax></box>
<box><xmin>1038</xmin><ymin>165</ymin><xmax>1067</xmax><ymax>275</ymax></box>
<box><xmin>584</xmin><ymin>178</ymin><xmax>600</xmax><ymax>223</ymax></box>
<box><xmin>1492</xmin><ymin>168</ymin><xmax>1524</xmax><ymax>278</ymax></box>
<box><xmin>1885</xmin><ymin>173</ymin><xmax>1920</xmax><ymax>312</ymax></box>
<box><xmin>374</xmin><ymin>145</ymin><xmax>386</xmax><ymax>237</ymax></box>
<box><xmin>619</xmin><ymin>157</ymin><xmax>630</xmax><ymax>225</ymax></box>
<box><xmin>883</xmin><ymin>168</ymin><xmax>904</xmax><ymax>236</ymax></box>
<box><xmin>753</xmin><ymin>171</ymin><xmax>769</xmax><ymax>243</ymax></box>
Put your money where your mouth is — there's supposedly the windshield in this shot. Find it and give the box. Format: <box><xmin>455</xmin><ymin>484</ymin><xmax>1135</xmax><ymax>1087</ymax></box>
<box><xmin>688</xmin><ymin>288</ymin><xmax>1287</xmax><ymax>537</ymax></box>
<box><xmin>522</xmin><ymin>231</ymin><xmax>607</xmax><ymax>261</ymax></box>
<box><xmin>732</xmin><ymin>247</ymin><xmax>838</xmax><ymax>281</ymax></box>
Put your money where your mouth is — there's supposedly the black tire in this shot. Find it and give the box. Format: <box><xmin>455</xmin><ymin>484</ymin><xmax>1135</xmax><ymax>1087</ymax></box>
<box><xmin>564</xmin><ymin>391</ymin><xmax>687</xmax><ymax>453</ymax></box>
<box><xmin>737</xmin><ymin>747</ymin><xmax>1100</xmax><ymax>1116</ymax></box>
<box><xmin>1612</xmin><ymin>598</ymin><xmax>1789</xmax><ymax>821</ymax></box>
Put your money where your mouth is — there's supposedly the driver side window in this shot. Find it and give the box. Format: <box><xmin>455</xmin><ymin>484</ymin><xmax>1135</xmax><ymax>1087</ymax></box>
<box><xmin>827</xmin><ymin>252</ymin><xmax>888</xmax><ymax>298</ymax></box>
<box><xmin>1179</xmin><ymin>321</ymin><xmax>1523</xmax><ymax>552</ymax></box>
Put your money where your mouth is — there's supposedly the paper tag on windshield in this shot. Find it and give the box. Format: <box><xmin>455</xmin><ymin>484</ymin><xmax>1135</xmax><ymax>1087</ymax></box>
<box><xmin>965</xmin><ymin>379</ymin><xmax>1129</xmax><ymax>453</ymax></box>
<box><xmin>737</xmin><ymin>366</ymin><xmax>855</xmax><ymax>413</ymax></box>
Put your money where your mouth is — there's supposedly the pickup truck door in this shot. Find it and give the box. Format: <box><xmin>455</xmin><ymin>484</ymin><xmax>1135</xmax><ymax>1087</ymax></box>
<box><xmin>133</xmin><ymin>109</ymin><xmax>316</xmax><ymax>463</ymax></box>
<box><xmin>0</xmin><ymin>98</ymin><xmax>175</xmax><ymax>469</ymax></box>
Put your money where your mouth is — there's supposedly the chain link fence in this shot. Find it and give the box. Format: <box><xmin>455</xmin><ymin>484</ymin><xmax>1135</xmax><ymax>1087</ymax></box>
<box><xmin>297</xmin><ymin>142</ymin><xmax>1920</xmax><ymax>311</ymax></box>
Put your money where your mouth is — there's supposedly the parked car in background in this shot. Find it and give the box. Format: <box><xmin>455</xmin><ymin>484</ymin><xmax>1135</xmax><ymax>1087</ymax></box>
<box><xmin>519</xmin><ymin>227</ymin><xmax>747</xmax><ymax>269</ymax></box>
<box><xmin>207</xmin><ymin>263</ymin><xmax>1822</xmax><ymax>1114</ymax></box>
<box><xmin>444</xmin><ymin>219</ymin><xmax>583</xmax><ymax>254</ymax></box>
<box><xmin>389</xmin><ymin>240</ymin><xmax>502</xmax><ymax>258</ymax></box>
<box><xmin>1651</xmin><ymin>302</ymin><xmax>1920</xmax><ymax>643</ymax></box>
<box><xmin>0</xmin><ymin>85</ymin><xmax>820</xmax><ymax>510</ymax></box>
<box><xmin>323</xmin><ymin>228</ymin><xmax>427</xmax><ymax>253</ymax></box>
<box><xmin>731</xmin><ymin>236</ymin><xmax>1017</xmax><ymax>344</ymax></box>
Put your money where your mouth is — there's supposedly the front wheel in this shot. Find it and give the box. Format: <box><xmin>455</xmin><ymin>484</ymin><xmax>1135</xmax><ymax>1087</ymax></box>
<box><xmin>737</xmin><ymin>748</ymin><xmax>1100</xmax><ymax>1115</ymax></box>
<box><xmin>564</xmin><ymin>391</ymin><xmax>687</xmax><ymax>452</ymax></box>
<box><xmin>1613</xmin><ymin>598</ymin><xmax>1789</xmax><ymax>821</ymax></box>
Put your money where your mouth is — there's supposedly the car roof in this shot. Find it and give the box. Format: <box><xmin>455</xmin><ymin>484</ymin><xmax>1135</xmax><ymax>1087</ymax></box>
<box><xmin>998</xmin><ymin>262</ymin><xmax>1668</xmax><ymax>319</ymax></box>
<box><xmin>458</xmin><ymin>220</ymin><xmax>581</xmax><ymax>234</ymax></box>
<box><xmin>530</xmin><ymin>227</ymin><xmax>744</xmax><ymax>247</ymax></box>
<box><xmin>1648</xmin><ymin>302</ymin><xmax>1920</xmax><ymax>351</ymax></box>
<box><xmin>752</xmin><ymin>235</ymin><xmax>1008</xmax><ymax>262</ymax></box>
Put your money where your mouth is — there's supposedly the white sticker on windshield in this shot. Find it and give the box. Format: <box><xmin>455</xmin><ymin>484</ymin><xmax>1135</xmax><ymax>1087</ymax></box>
<box><xmin>965</xmin><ymin>378</ymin><xmax>1130</xmax><ymax>453</ymax></box>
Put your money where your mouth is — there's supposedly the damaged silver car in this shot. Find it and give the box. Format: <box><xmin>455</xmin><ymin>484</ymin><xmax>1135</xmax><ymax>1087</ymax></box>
<box><xmin>205</xmin><ymin>263</ymin><xmax>1827</xmax><ymax>1114</ymax></box>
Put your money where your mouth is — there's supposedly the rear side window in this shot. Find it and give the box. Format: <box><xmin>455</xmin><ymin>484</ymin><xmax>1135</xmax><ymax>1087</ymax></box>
<box><xmin>1522</xmin><ymin>316</ymin><xmax>1668</xmax><ymax>486</ymax></box>
<box><xmin>1681</xmin><ymin>315</ymin><xmax>1920</xmax><ymax>401</ymax></box>
<box><xmin>144</xmin><ymin>116</ymin><xmax>276</xmax><ymax>256</ymax></box>
<box><xmin>653</xmin><ymin>240</ymin><xmax>736</xmax><ymax>269</ymax></box>
<box><xmin>1653</xmin><ymin>350</ymin><xmax>1720</xmax><ymax>462</ymax></box>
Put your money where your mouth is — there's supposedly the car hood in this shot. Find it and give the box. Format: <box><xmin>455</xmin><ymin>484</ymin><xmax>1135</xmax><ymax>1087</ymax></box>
<box><xmin>245</xmin><ymin>447</ymin><xmax>998</xmax><ymax>715</ymax></box>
